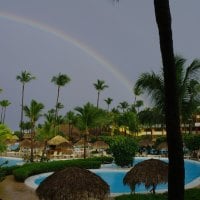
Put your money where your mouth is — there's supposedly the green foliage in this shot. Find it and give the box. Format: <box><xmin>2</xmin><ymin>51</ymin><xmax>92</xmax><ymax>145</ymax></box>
<box><xmin>13</xmin><ymin>157</ymin><xmax>111</xmax><ymax>182</ymax></box>
<box><xmin>114</xmin><ymin>189</ymin><xmax>200</xmax><ymax>200</ymax></box>
<box><xmin>154</xmin><ymin>136</ymin><xmax>167</xmax><ymax>147</ymax></box>
<box><xmin>183</xmin><ymin>134</ymin><xmax>200</xmax><ymax>151</ymax></box>
<box><xmin>0</xmin><ymin>124</ymin><xmax>13</xmax><ymax>152</ymax></box>
<box><xmin>109</xmin><ymin>136</ymin><xmax>138</xmax><ymax>167</ymax></box>
<box><xmin>117</xmin><ymin>111</ymin><xmax>139</xmax><ymax>132</ymax></box>
<box><xmin>115</xmin><ymin>193</ymin><xmax>167</xmax><ymax>200</ymax></box>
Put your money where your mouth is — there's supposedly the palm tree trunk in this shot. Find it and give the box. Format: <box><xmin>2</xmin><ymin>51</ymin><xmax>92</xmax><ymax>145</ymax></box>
<box><xmin>2</xmin><ymin>107</ymin><xmax>6</xmax><ymax>124</ymax></box>
<box><xmin>97</xmin><ymin>91</ymin><xmax>100</xmax><ymax>108</ymax></box>
<box><xmin>20</xmin><ymin>84</ymin><xmax>25</xmax><ymax>139</ymax></box>
<box><xmin>55</xmin><ymin>86</ymin><xmax>60</xmax><ymax>121</ymax></box>
<box><xmin>40</xmin><ymin>140</ymin><xmax>48</xmax><ymax>162</ymax></box>
<box><xmin>0</xmin><ymin>106</ymin><xmax>3</xmax><ymax>123</ymax></box>
<box><xmin>154</xmin><ymin>1</ymin><xmax>184</xmax><ymax>199</ymax></box>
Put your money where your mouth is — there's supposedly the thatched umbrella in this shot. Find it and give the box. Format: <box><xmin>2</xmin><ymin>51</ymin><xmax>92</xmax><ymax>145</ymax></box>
<box><xmin>47</xmin><ymin>135</ymin><xmax>69</xmax><ymax>146</ymax></box>
<box><xmin>138</xmin><ymin>138</ymin><xmax>154</xmax><ymax>147</ymax></box>
<box><xmin>92</xmin><ymin>141</ymin><xmax>109</xmax><ymax>150</ymax></box>
<box><xmin>57</xmin><ymin>141</ymin><xmax>73</xmax><ymax>149</ymax></box>
<box><xmin>36</xmin><ymin>167</ymin><xmax>110</xmax><ymax>200</ymax></box>
<box><xmin>74</xmin><ymin>138</ymin><xmax>91</xmax><ymax>148</ymax></box>
<box><xmin>157</xmin><ymin>142</ymin><xmax>168</xmax><ymax>150</ymax></box>
<box><xmin>19</xmin><ymin>139</ymin><xmax>31</xmax><ymax>148</ymax></box>
<box><xmin>123</xmin><ymin>159</ymin><xmax>168</xmax><ymax>194</ymax></box>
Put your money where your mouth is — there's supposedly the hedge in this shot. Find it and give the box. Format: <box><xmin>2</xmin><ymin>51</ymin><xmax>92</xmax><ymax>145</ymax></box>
<box><xmin>13</xmin><ymin>157</ymin><xmax>113</xmax><ymax>182</ymax></box>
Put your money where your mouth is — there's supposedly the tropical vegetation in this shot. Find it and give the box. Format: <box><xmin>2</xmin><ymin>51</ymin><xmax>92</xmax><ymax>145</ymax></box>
<box><xmin>16</xmin><ymin>70</ymin><xmax>35</xmax><ymax>139</ymax></box>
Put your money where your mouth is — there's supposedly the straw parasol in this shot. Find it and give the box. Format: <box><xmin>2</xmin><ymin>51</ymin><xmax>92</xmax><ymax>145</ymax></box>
<box><xmin>57</xmin><ymin>141</ymin><xmax>73</xmax><ymax>149</ymax></box>
<box><xmin>157</xmin><ymin>142</ymin><xmax>168</xmax><ymax>150</ymax></box>
<box><xmin>123</xmin><ymin>159</ymin><xmax>168</xmax><ymax>194</ymax></box>
<box><xmin>92</xmin><ymin>141</ymin><xmax>109</xmax><ymax>150</ymax></box>
<box><xmin>138</xmin><ymin>138</ymin><xmax>154</xmax><ymax>147</ymax></box>
<box><xmin>47</xmin><ymin>135</ymin><xmax>69</xmax><ymax>146</ymax></box>
<box><xmin>19</xmin><ymin>139</ymin><xmax>31</xmax><ymax>148</ymax></box>
<box><xmin>74</xmin><ymin>138</ymin><xmax>91</xmax><ymax>148</ymax></box>
<box><xmin>36</xmin><ymin>167</ymin><xmax>110</xmax><ymax>200</ymax></box>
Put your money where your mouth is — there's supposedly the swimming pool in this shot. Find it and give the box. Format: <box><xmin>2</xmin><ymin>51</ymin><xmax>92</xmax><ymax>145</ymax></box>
<box><xmin>0</xmin><ymin>157</ymin><xmax>24</xmax><ymax>167</ymax></box>
<box><xmin>26</xmin><ymin>158</ymin><xmax>200</xmax><ymax>194</ymax></box>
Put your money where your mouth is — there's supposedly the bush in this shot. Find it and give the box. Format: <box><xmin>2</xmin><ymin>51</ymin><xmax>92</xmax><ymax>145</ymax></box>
<box><xmin>13</xmin><ymin>157</ymin><xmax>112</xmax><ymax>182</ymax></box>
<box><xmin>109</xmin><ymin>136</ymin><xmax>138</xmax><ymax>167</ymax></box>
<box><xmin>183</xmin><ymin>134</ymin><xmax>200</xmax><ymax>151</ymax></box>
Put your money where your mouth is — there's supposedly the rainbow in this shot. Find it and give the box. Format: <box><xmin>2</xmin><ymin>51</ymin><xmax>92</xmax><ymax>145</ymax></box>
<box><xmin>0</xmin><ymin>11</ymin><xmax>133</xmax><ymax>92</ymax></box>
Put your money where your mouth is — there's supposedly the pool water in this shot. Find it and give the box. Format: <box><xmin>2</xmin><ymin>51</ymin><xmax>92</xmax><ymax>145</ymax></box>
<box><xmin>0</xmin><ymin>157</ymin><xmax>24</xmax><ymax>167</ymax></box>
<box><xmin>33</xmin><ymin>158</ymin><xmax>200</xmax><ymax>194</ymax></box>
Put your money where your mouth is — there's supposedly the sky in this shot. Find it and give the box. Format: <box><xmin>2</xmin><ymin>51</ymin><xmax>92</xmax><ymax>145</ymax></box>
<box><xmin>0</xmin><ymin>0</ymin><xmax>200</xmax><ymax>130</ymax></box>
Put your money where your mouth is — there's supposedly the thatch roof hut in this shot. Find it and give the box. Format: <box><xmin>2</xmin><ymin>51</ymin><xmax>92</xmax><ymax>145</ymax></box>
<box><xmin>47</xmin><ymin>135</ymin><xmax>69</xmax><ymax>146</ymax></box>
<box><xmin>123</xmin><ymin>159</ymin><xmax>168</xmax><ymax>194</ymax></box>
<box><xmin>36</xmin><ymin>167</ymin><xmax>110</xmax><ymax>200</ymax></box>
<box><xmin>92</xmin><ymin>141</ymin><xmax>109</xmax><ymax>150</ymax></box>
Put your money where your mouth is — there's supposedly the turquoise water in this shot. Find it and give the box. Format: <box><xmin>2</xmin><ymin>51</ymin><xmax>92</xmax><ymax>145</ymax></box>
<box><xmin>0</xmin><ymin>157</ymin><xmax>23</xmax><ymax>167</ymax></box>
<box><xmin>34</xmin><ymin>158</ymin><xmax>200</xmax><ymax>193</ymax></box>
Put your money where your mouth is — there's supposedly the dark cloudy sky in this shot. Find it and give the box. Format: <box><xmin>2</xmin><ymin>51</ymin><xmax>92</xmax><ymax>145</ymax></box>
<box><xmin>0</xmin><ymin>0</ymin><xmax>200</xmax><ymax>130</ymax></box>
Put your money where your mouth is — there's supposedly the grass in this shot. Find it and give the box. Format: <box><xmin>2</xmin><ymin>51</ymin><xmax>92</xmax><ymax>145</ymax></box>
<box><xmin>114</xmin><ymin>188</ymin><xmax>200</xmax><ymax>200</ymax></box>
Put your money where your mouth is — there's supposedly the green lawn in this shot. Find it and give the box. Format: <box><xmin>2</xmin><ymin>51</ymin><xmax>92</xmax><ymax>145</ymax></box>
<box><xmin>114</xmin><ymin>188</ymin><xmax>200</xmax><ymax>200</ymax></box>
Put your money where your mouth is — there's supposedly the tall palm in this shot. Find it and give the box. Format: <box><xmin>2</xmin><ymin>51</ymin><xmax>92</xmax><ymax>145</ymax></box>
<box><xmin>23</xmin><ymin>99</ymin><xmax>44</xmax><ymax>162</ymax></box>
<box><xmin>65</xmin><ymin>111</ymin><xmax>77</xmax><ymax>138</ymax></box>
<box><xmin>75</xmin><ymin>102</ymin><xmax>100</xmax><ymax>158</ymax></box>
<box><xmin>154</xmin><ymin>1</ymin><xmax>184</xmax><ymax>199</ymax></box>
<box><xmin>93</xmin><ymin>79</ymin><xmax>108</xmax><ymax>108</ymax></box>
<box><xmin>118</xmin><ymin>101</ymin><xmax>129</xmax><ymax>113</ymax></box>
<box><xmin>16</xmin><ymin>70</ymin><xmax>35</xmax><ymax>138</ymax></box>
<box><xmin>135</xmin><ymin>55</ymin><xmax>200</xmax><ymax>120</ymax></box>
<box><xmin>51</xmin><ymin>73</ymin><xmax>70</xmax><ymax>124</ymax></box>
<box><xmin>0</xmin><ymin>100</ymin><xmax>11</xmax><ymax>124</ymax></box>
<box><xmin>104</xmin><ymin>97</ymin><xmax>113</xmax><ymax>111</ymax></box>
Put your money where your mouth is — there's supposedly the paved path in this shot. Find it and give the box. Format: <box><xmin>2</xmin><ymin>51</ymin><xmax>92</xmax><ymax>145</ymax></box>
<box><xmin>0</xmin><ymin>175</ymin><xmax>38</xmax><ymax>200</ymax></box>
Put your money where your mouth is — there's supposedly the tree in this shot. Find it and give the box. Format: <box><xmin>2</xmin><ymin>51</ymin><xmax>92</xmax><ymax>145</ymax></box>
<box><xmin>154</xmin><ymin>1</ymin><xmax>184</xmax><ymax>199</ymax></box>
<box><xmin>104</xmin><ymin>97</ymin><xmax>113</xmax><ymax>111</ymax></box>
<box><xmin>0</xmin><ymin>124</ymin><xmax>13</xmax><ymax>152</ymax></box>
<box><xmin>51</xmin><ymin>73</ymin><xmax>71</xmax><ymax>125</ymax></box>
<box><xmin>117</xmin><ymin>111</ymin><xmax>139</xmax><ymax>134</ymax></box>
<box><xmin>134</xmin><ymin>55</ymin><xmax>200</xmax><ymax>119</ymax></box>
<box><xmin>93</xmin><ymin>79</ymin><xmax>108</xmax><ymax>108</ymax></box>
<box><xmin>109</xmin><ymin>136</ymin><xmax>138</xmax><ymax>167</ymax></box>
<box><xmin>23</xmin><ymin>99</ymin><xmax>44</xmax><ymax>162</ymax></box>
<box><xmin>75</xmin><ymin>102</ymin><xmax>101</xmax><ymax>158</ymax></box>
<box><xmin>0</xmin><ymin>100</ymin><xmax>11</xmax><ymax>124</ymax></box>
<box><xmin>65</xmin><ymin>111</ymin><xmax>77</xmax><ymax>138</ymax></box>
<box><xmin>16</xmin><ymin>70</ymin><xmax>35</xmax><ymax>138</ymax></box>
<box><xmin>117</xmin><ymin>101</ymin><xmax>129</xmax><ymax>113</ymax></box>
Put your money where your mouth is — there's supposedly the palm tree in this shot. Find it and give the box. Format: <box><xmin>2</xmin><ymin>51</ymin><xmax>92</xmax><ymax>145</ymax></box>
<box><xmin>93</xmin><ymin>79</ymin><xmax>108</xmax><ymax>108</ymax></box>
<box><xmin>75</xmin><ymin>102</ymin><xmax>100</xmax><ymax>158</ymax></box>
<box><xmin>0</xmin><ymin>100</ymin><xmax>11</xmax><ymax>124</ymax></box>
<box><xmin>118</xmin><ymin>101</ymin><xmax>129</xmax><ymax>113</ymax></box>
<box><xmin>16</xmin><ymin>70</ymin><xmax>35</xmax><ymax>138</ymax></box>
<box><xmin>51</xmin><ymin>73</ymin><xmax>71</xmax><ymax>124</ymax></box>
<box><xmin>154</xmin><ymin>1</ymin><xmax>184</xmax><ymax>199</ymax></box>
<box><xmin>23</xmin><ymin>99</ymin><xmax>44</xmax><ymax>162</ymax></box>
<box><xmin>65</xmin><ymin>111</ymin><xmax>77</xmax><ymax>138</ymax></box>
<box><xmin>134</xmin><ymin>55</ymin><xmax>200</xmax><ymax>120</ymax></box>
<box><xmin>104</xmin><ymin>97</ymin><xmax>113</xmax><ymax>111</ymax></box>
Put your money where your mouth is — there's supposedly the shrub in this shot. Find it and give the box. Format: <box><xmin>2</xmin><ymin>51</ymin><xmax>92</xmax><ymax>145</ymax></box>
<box><xmin>109</xmin><ymin>136</ymin><xmax>138</xmax><ymax>167</ymax></box>
<box><xmin>13</xmin><ymin>157</ymin><xmax>112</xmax><ymax>182</ymax></box>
